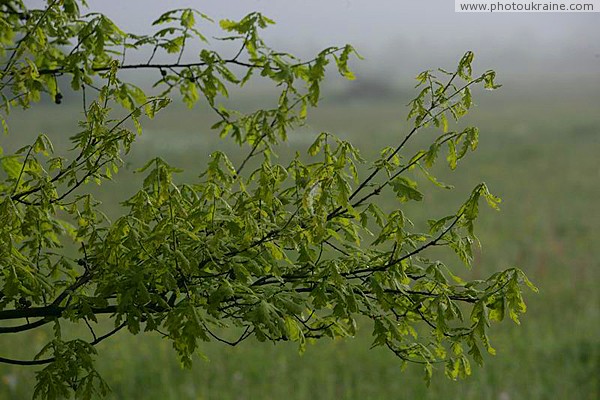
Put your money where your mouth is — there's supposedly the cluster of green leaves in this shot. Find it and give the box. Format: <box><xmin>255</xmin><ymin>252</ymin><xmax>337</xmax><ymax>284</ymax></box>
<box><xmin>1</xmin><ymin>1</ymin><xmax>536</xmax><ymax>399</ymax></box>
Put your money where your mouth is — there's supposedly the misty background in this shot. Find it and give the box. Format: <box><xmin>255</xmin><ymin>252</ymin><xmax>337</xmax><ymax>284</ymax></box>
<box><xmin>84</xmin><ymin>0</ymin><xmax>600</xmax><ymax>83</ymax></box>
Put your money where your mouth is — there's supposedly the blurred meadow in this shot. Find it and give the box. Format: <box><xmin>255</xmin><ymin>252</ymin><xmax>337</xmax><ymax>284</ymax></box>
<box><xmin>0</xmin><ymin>71</ymin><xmax>598</xmax><ymax>399</ymax></box>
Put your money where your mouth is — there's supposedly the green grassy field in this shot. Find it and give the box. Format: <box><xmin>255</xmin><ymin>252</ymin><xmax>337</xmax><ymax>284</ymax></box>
<box><xmin>0</xmin><ymin>78</ymin><xmax>598</xmax><ymax>399</ymax></box>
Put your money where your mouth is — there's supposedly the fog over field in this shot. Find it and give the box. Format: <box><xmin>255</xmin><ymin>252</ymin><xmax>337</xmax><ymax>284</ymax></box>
<box><xmin>80</xmin><ymin>0</ymin><xmax>600</xmax><ymax>82</ymax></box>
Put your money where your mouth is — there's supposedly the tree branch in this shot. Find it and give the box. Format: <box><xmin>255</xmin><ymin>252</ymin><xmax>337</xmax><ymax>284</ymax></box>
<box><xmin>346</xmin><ymin>211</ymin><xmax>464</xmax><ymax>277</ymax></box>
<box><xmin>0</xmin><ymin>322</ymin><xmax>126</xmax><ymax>366</ymax></box>
<box><xmin>0</xmin><ymin>305</ymin><xmax>117</xmax><ymax>321</ymax></box>
<box><xmin>0</xmin><ymin>317</ymin><xmax>53</xmax><ymax>334</ymax></box>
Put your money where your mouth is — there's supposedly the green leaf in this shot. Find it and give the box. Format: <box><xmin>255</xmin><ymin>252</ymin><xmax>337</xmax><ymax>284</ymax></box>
<box><xmin>483</xmin><ymin>70</ymin><xmax>502</xmax><ymax>90</ymax></box>
<box><xmin>1</xmin><ymin>155</ymin><xmax>22</xmax><ymax>179</ymax></box>
<box><xmin>391</xmin><ymin>177</ymin><xmax>423</xmax><ymax>202</ymax></box>
<box><xmin>447</xmin><ymin>140</ymin><xmax>457</xmax><ymax>170</ymax></box>
<box><xmin>308</xmin><ymin>132</ymin><xmax>327</xmax><ymax>156</ymax></box>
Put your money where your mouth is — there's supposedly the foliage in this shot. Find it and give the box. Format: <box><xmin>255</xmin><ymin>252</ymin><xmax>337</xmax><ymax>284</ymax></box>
<box><xmin>0</xmin><ymin>1</ymin><xmax>536</xmax><ymax>398</ymax></box>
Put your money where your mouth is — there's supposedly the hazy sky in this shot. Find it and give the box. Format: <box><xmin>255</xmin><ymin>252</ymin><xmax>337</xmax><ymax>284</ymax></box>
<box><xmin>80</xmin><ymin>1</ymin><xmax>600</xmax><ymax>79</ymax></box>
